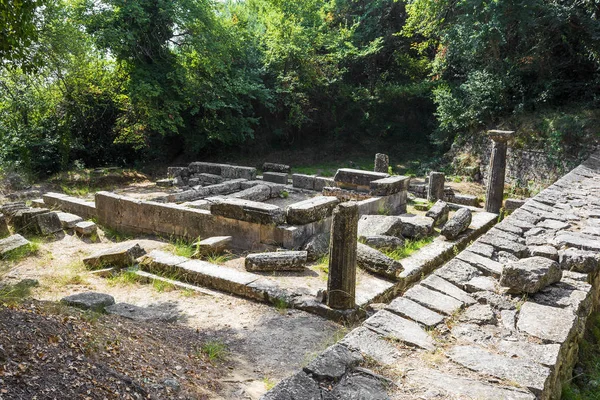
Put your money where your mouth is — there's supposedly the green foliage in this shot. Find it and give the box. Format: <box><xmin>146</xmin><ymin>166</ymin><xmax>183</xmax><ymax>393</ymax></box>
<box><xmin>0</xmin><ymin>0</ymin><xmax>42</xmax><ymax>69</ymax></box>
<box><xmin>384</xmin><ymin>237</ymin><xmax>434</xmax><ymax>260</ymax></box>
<box><xmin>562</xmin><ymin>313</ymin><xmax>600</xmax><ymax>399</ymax></box>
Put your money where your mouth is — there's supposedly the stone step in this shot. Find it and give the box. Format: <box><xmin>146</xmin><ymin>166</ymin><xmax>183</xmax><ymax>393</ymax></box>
<box><xmin>134</xmin><ymin>270</ymin><xmax>223</xmax><ymax>297</ymax></box>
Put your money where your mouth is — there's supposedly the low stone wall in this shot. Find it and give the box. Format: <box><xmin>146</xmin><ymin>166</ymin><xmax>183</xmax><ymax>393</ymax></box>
<box><xmin>42</xmin><ymin>193</ymin><xmax>96</xmax><ymax>220</ymax></box>
<box><xmin>262</xmin><ymin>151</ymin><xmax>600</xmax><ymax>400</ymax></box>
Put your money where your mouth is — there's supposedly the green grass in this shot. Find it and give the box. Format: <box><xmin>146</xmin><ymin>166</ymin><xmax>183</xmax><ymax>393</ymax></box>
<box><xmin>563</xmin><ymin>313</ymin><xmax>600</xmax><ymax>399</ymax></box>
<box><xmin>384</xmin><ymin>237</ymin><xmax>434</xmax><ymax>260</ymax></box>
<box><xmin>0</xmin><ymin>279</ymin><xmax>37</xmax><ymax>305</ymax></box>
<box><xmin>106</xmin><ymin>270</ymin><xmax>140</xmax><ymax>286</ymax></box>
<box><xmin>0</xmin><ymin>239</ymin><xmax>40</xmax><ymax>262</ymax></box>
<box><xmin>205</xmin><ymin>252</ymin><xmax>233</xmax><ymax>265</ymax></box>
<box><xmin>60</xmin><ymin>184</ymin><xmax>91</xmax><ymax>197</ymax></box>
<box><xmin>168</xmin><ymin>237</ymin><xmax>198</xmax><ymax>258</ymax></box>
<box><xmin>103</xmin><ymin>226</ymin><xmax>132</xmax><ymax>242</ymax></box>
<box><xmin>199</xmin><ymin>340</ymin><xmax>228</xmax><ymax>362</ymax></box>
<box><xmin>152</xmin><ymin>278</ymin><xmax>176</xmax><ymax>293</ymax></box>
<box><xmin>293</xmin><ymin>158</ymin><xmax>374</xmax><ymax>177</ymax></box>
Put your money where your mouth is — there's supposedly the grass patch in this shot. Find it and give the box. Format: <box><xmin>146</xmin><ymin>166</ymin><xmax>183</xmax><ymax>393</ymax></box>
<box><xmin>199</xmin><ymin>340</ymin><xmax>228</xmax><ymax>362</ymax></box>
<box><xmin>563</xmin><ymin>312</ymin><xmax>600</xmax><ymax>399</ymax></box>
<box><xmin>0</xmin><ymin>240</ymin><xmax>40</xmax><ymax>262</ymax></box>
<box><xmin>168</xmin><ymin>237</ymin><xmax>198</xmax><ymax>258</ymax></box>
<box><xmin>293</xmin><ymin>159</ymin><xmax>374</xmax><ymax>177</ymax></box>
<box><xmin>263</xmin><ymin>376</ymin><xmax>276</xmax><ymax>391</ymax></box>
<box><xmin>205</xmin><ymin>252</ymin><xmax>234</xmax><ymax>265</ymax></box>
<box><xmin>106</xmin><ymin>270</ymin><xmax>140</xmax><ymax>286</ymax></box>
<box><xmin>272</xmin><ymin>297</ymin><xmax>289</xmax><ymax>313</ymax></box>
<box><xmin>152</xmin><ymin>278</ymin><xmax>176</xmax><ymax>293</ymax></box>
<box><xmin>103</xmin><ymin>227</ymin><xmax>132</xmax><ymax>242</ymax></box>
<box><xmin>0</xmin><ymin>279</ymin><xmax>37</xmax><ymax>305</ymax></box>
<box><xmin>384</xmin><ymin>237</ymin><xmax>434</xmax><ymax>260</ymax></box>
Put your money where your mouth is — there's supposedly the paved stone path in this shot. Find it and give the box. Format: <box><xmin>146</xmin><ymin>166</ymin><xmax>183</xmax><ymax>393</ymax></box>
<box><xmin>262</xmin><ymin>152</ymin><xmax>600</xmax><ymax>400</ymax></box>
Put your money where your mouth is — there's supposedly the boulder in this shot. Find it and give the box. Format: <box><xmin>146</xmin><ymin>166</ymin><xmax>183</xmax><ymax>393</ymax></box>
<box><xmin>360</xmin><ymin>235</ymin><xmax>404</xmax><ymax>250</ymax></box>
<box><xmin>83</xmin><ymin>242</ymin><xmax>146</xmax><ymax>269</ymax></box>
<box><xmin>426</xmin><ymin>200</ymin><xmax>449</xmax><ymax>226</ymax></box>
<box><xmin>399</xmin><ymin>215</ymin><xmax>434</xmax><ymax>239</ymax></box>
<box><xmin>61</xmin><ymin>292</ymin><xmax>115</xmax><ymax>312</ymax></box>
<box><xmin>441</xmin><ymin>208</ymin><xmax>472</xmax><ymax>240</ymax></box>
<box><xmin>357</xmin><ymin>215</ymin><xmax>403</xmax><ymax>238</ymax></box>
<box><xmin>286</xmin><ymin>196</ymin><xmax>339</xmax><ymax>225</ymax></box>
<box><xmin>499</xmin><ymin>256</ymin><xmax>562</xmax><ymax>294</ymax></box>
<box><xmin>245</xmin><ymin>251</ymin><xmax>308</xmax><ymax>271</ymax></box>
<box><xmin>356</xmin><ymin>242</ymin><xmax>403</xmax><ymax>279</ymax></box>
<box><xmin>558</xmin><ymin>248</ymin><xmax>600</xmax><ymax>273</ymax></box>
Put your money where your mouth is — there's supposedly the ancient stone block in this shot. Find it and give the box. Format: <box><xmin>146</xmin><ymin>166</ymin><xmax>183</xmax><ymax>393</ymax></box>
<box><xmin>404</xmin><ymin>284</ymin><xmax>463</xmax><ymax>315</ymax></box>
<box><xmin>374</xmin><ymin>153</ymin><xmax>389</xmax><ymax>173</ymax></box>
<box><xmin>263</xmin><ymin>162</ymin><xmax>291</xmax><ymax>174</ymax></box>
<box><xmin>499</xmin><ymin>257</ymin><xmax>562</xmax><ymax>294</ymax></box>
<box><xmin>485</xmin><ymin>130</ymin><xmax>513</xmax><ymax>214</ymax></box>
<box><xmin>363</xmin><ymin>309</ymin><xmax>435</xmax><ymax>350</ymax></box>
<box><xmin>360</xmin><ymin>235</ymin><xmax>404</xmax><ymax>250</ymax></box>
<box><xmin>424</xmin><ymin>200</ymin><xmax>447</xmax><ymax>227</ymax></box>
<box><xmin>0</xmin><ymin>234</ymin><xmax>30</xmax><ymax>258</ymax></box>
<box><xmin>516</xmin><ymin>301</ymin><xmax>577</xmax><ymax>343</ymax></box>
<box><xmin>559</xmin><ymin>248</ymin><xmax>600</xmax><ymax>273</ymax></box>
<box><xmin>188</xmin><ymin>161</ymin><xmax>223</xmax><ymax>175</ymax></box>
<box><xmin>228</xmin><ymin>185</ymin><xmax>272</xmax><ymax>202</ymax></box>
<box><xmin>221</xmin><ymin>165</ymin><xmax>256</xmax><ymax>180</ymax></box>
<box><xmin>167</xmin><ymin>166</ymin><xmax>189</xmax><ymax>178</ymax></box>
<box><xmin>34</xmin><ymin>212</ymin><xmax>63</xmax><ymax>235</ymax></box>
<box><xmin>75</xmin><ymin>221</ymin><xmax>97</xmax><ymax>236</ymax></box>
<box><xmin>505</xmin><ymin>198</ymin><xmax>526</xmax><ymax>211</ymax></box>
<box><xmin>61</xmin><ymin>292</ymin><xmax>115</xmax><ymax>312</ymax></box>
<box><xmin>398</xmin><ymin>215</ymin><xmax>434</xmax><ymax>239</ymax></box>
<box><xmin>327</xmin><ymin>202</ymin><xmax>358</xmax><ymax>309</ymax></box>
<box><xmin>427</xmin><ymin>171</ymin><xmax>445</xmax><ymax>202</ymax></box>
<box><xmin>420</xmin><ymin>274</ymin><xmax>476</xmax><ymax>305</ymax></box>
<box><xmin>1</xmin><ymin>201</ymin><xmax>28</xmax><ymax>217</ymax></box>
<box><xmin>12</xmin><ymin>208</ymin><xmax>50</xmax><ymax>233</ymax></box>
<box><xmin>479</xmin><ymin>233</ymin><xmax>529</xmax><ymax>257</ymax></box>
<box><xmin>210</xmin><ymin>197</ymin><xmax>286</xmax><ymax>225</ymax></box>
<box><xmin>156</xmin><ymin>178</ymin><xmax>174</xmax><ymax>187</ymax></box>
<box><xmin>83</xmin><ymin>242</ymin><xmax>146</xmax><ymax>269</ymax></box>
<box><xmin>385</xmin><ymin>297</ymin><xmax>444</xmax><ymax>328</ymax></box>
<box><xmin>340</xmin><ymin>327</ymin><xmax>402</xmax><ymax>366</ymax></box>
<box><xmin>326</xmin><ymin>372</ymin><xmax>390</xmax><ymax>400</ymax></box>
<box><xmin>441</xmin><ymin>208</ymin><xmax>472</xmax><ymax>240</ymax></box>
<box><xmin>292</xmin><ymin>174</ymin><xmax>316</xmax><ymax>190</ymax></box>
<box><xmin>195</xmin><ymin>236</ymin><xmax>232</xmax><ymax>255</ymax></box>
<box><xmin>195</xmin><ymin>173</ymin><xmax>223</xmax><ymax>185</ymax></box>
<box><xmin>334</xmin><ymin>168</ymin><xmax>388</xmax><ymax>191</ymax></box>
<box><xmin>303</xmin><ymin>232</ymin><xmax>330</xmax><ymax>261</ymax></box>
<box><xmin>286</xmin><ymin>196</ymin><xmax>339</xmax><ymax>225</ymax></box>
<box><xmin>263</xmin><ymin>171</ymin><xmax>289</xmax><ymax>185</ymax></box>
<box><xmin>369</xmin><ymin>176</ymin><xmax>410</xmax><ymax>196</ymax></box>
<box><xmin>56</xmin><ymin>212</ymin><xmax>83</xmax><ymax>229</ymax></box>
<box><xmin>356</xmin><ymin>242</ymin><xmax>403</xmax><ymax>279</ymax></box>
<box><xmin>303</xmin><ymin>344</ymin><xmax>362</xmax><ymax>381</ymax></box>
<box><xmin>245</xmin><ymin>251</ymin><xmax>307</xmax><ymax>271</ymax></box>
<box><xmin>261</xmin><ymin>371</ymin><xmax>321</xmax><ymax>400</ymax></box>
<box><xmin>451</xmin><ymin>194</ymin><xmax>479</xmax><ymax>207</ymax></box>
<box><xmin>323</xmin><ymin>186</ymin><xmax>372</xmax><ymax>201</ymax></box>
<box><xmin>458</xmin><ymin>304</ymin><xmax>496</xmax><ymax>325</ymax></box>
<box><xmin>529</xmin><ymin>245</ymin><xmax>558</xmax><ymax>261</ymax></box>
<box><xmin>456</xmin><ymin>250</ymin><xmax>503</xmax><ymax>276</ymax></box>
<box><xmin>314</xmin><ymin>177</ymin><xmax>335</xmax><ymax>191</ymax></box>
<box><xmin>357</xmin><ymin>215</ymin><xmax>403</xmax><ymax>238</ymax></box>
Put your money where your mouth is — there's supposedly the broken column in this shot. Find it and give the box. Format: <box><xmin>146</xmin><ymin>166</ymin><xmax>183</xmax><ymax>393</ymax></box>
<box><xmin>327</xmin><ymin>202</ymin><xmax>358</xmax><ymax>309</ymax></box>
<box><xmin>427</xmin><ymin>172</ymin><xmax>445</xmax><ymax>202</ymax></box>
<box><xmin>374</xmin><ymin>153</ymin><xmax>389</xmax><ymax>173</ymax></box>
<box><xmin>485</xmin><ymin>130</ymin><xmax>514</xmax><ymax>213</ymax></box>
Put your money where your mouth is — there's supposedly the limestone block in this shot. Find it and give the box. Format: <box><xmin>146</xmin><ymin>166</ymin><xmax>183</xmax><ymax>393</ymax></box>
<box><xmin>167</xmin><ymin>166</ymin><xmax>189</xmax><ymax>178</ymax></box>
<box><xmin>56</xmin><ymin>212</ymin><xmax>83</xmax><ymax>229</ymax></box>
<box><xmin>245</xmin><ymin>251</ymin><xmax>308</xmax><ymax>271</ymax></box>
<box><xmin>0</xmin><ymin>201</ymin><xmax>28</xmax><ymax>217</ymax></box>
<box><xmin>0</xmin><ymin>234</ymin><xmax>30</xmax><ymax>257</ymax></box>
<box><xmin>427</xmin><ymin>171</ymin><xmax>445</xmax><ymax>202</ymax></box>
<box><xmin>360</xmin><ymin>235</ymin><xmax>404</xmax><ymax>250</ymax></box>
<box><xmin>369</xmin><ymin>175</ymin><xmax>410</xmax><ymax>196</ymax></box>
<box><xmin>357</xmin><ymin>215</ymin><xmax>403</xmax><ymax>238</ymax></box>
<box><xmin>452</xmin><ymin>194</ymin><xmax>480</xmax><ymax>207</ymax></box>
<box><xmin>156</xmin><ymin>178</ymin><xmax>174</xmax><ymax>187</ymax></box>
<box><xmin>195</xmin><ymin>236</ymin><xmax>232</xmax><ymax>255</ymax></box>
<box><xmin>404</xmin><ymin>284</ymin><xmax>463</xmax><ymax>315</ymax></box>
<box><xmin>302</xmin><ymin>232</ymin><xmax>330</xmax><ymax>261</ymax></box>
<box><xmin>75</xmin><ymin>221</ymin><xmax>97</xmax><ymax>236</ymax></box>
<box><xmin>34</xmin><ymin>212</ymin><xmax>63</xmax><ymax>235</ymax></box>
<box><xmin>286</xmin><ymin>196</ymin><xmax>339</xmax><ymax>225</ymax></box>
<box><xmin>303</xmin><ymin>344</ymin><xmax>362</xmax><ymax>381</ymax></box>
<box><xmin>426</xmin><ymin>200</ymin><xmax>449</xmax><ymax>226</ymax></box>
<box><xmin>364</xmin><ymin>310</ymin><xmax>435</xmax><ymax>350</ymax></box>
<box><xmin>516</xmin><ymin>301</ymin><xmax>577</xmax><ymax>343</ymax></box>
<box><xmin>228</xmin><ymin>185</ymin><xmax>272</xmax><ymax>202</ymax></box>
<box><xmin>314</xmin><ymin>177</ymin><xmax>335</xmax><ymax>191</ymax></box>
<box><xmin>263</xmin><ymin>171</ymin><xmax>288</xmax><ymax>185</ymax></box>
<box><xmin>441</xmin><ymin>208</ymin><xmax>472</xmax><ymax>240</ymax></box>
<box><xmin>292</xmin><ymin>174</ymin><xmax>316</xmax><ymax>190</ymax></box>
<box><xmin>61</xmin><ymin>292</ymin><xmax>115</xmax><ymax>312</ymax></box>
<box><xmin>209</xmin><ymin>197</ymin><xmax>286</xmax><ymax>225</ymax></box>
<box><xmin>505</xmin><ymin>198</ymin><xmax>526</xmax><ymax>211</ymax></box>
<box><xmin>334</xmin><ymin>168</ymin><xmax>388</xmax><ymax>191</ymax></box>
<box><xmin>385</xmin><ymin>297</ymin><xmax>444</xmax><ymax>328</ymax></box>
<box><xmin>263</xmin><ymin>162</ymin><xmax>291</xmax><ymax>174</ymax></box>
<box><xmin>399</xmin><ymin>215</ymin><xmax>434</xmax><ymax>239</ymax></box>
<box><xmin>558</xmin><ymin>247</ymin><xmax>600</xmax><ymax>273</ymax></box>
<box><xmin>374</xmin><ymin>153</ymin><xmax>389</xmax><ymax>173</ymax></box>
<box><xmin>529</xmin><ymin>245</ymin><xmax>558</xmax><ymax>261</ymax></box>
<box><xmin>83</xmin><ymin>242</ymin><xmax>146</xmax><ymax>269</ymax></box>
<box><xmin>499</xmin><ymin>256</ymin><xmax>562</xmax><ymax>294</ymax></box>
<box><xmin>356</xmin><ymin>242</ymin><xmax>403</xmax><ymax>279</ymax></box>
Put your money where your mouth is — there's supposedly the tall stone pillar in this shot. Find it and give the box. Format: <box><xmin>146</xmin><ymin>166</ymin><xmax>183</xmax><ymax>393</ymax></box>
<box><xmin>327</xmin><ymin>201</ymin><xmax>358</xmax><ymax>310</ymax></box>
<box><xmin>485</xmin><ymin>130</ymin><xmax>514</xmax><ymax>214</ymax></box>
<box><xmin>427</xmin><ymin>172</ymin><xmax>445</xmax><ymax>202</ymax></box>
<box><xmin>374</xmin><ymin>153</ymin><xmax>389</xmax><ymax>173</ymax></box>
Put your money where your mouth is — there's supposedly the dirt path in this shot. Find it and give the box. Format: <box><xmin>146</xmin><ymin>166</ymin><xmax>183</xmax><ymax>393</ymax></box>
<box><xmin>1</xmin><ymin>231</ymin><xmax>343</xmax><ymax>399</ymax></box>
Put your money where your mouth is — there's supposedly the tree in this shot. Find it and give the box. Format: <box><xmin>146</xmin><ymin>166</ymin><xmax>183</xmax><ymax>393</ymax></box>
<box><xmin>0</xmin><ymin>0</ymin><xmax>44</xmax><ymax>69</ymax></box>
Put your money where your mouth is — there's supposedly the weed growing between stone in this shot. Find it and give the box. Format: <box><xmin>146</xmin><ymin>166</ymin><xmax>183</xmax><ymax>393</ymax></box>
<box><xmin>0</xmin><ymin>240</ymin><xmax>39</xmax><ymax>262</ymax></box>
<box><xmin>200</xmin><ymin>339</ymin><xmax>228</xmax><ymax>363</ymax></box>
<box><xmin>106</xmin><ymin>270</ymin><xmax>140</xmax><ymax>286</ymax></box>
<box><xmin>562</xmin><ymin>313</ymin><xmax>600</xmax><ymax>399</ymax></box>
<box><xmin>168</xmin><ymin>236</ymin><xmax>198</xmax><ymax>258</ymax></box>
<box><xmin>384</xmin><ymin>237</ymin><xmax>434</xmax><ymax>260</ymax></box>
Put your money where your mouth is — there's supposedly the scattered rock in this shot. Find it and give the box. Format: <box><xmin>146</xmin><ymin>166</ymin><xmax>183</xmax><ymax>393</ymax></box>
<box><xmin>0</xmin><ymin>234</ymin><xmax>31</xmax><ymax>258</ymax></box>
<box><xmin>303</xmin><ymin>344</ymin><xmax>362</xmax><ymax>381</ymax></box>
<box><xmin>56</xmin><ymin>212</ymin><xmax>84</xmax><ymax>229</ymax></box>
<box><xmin>261</xmin><ymin>371</ymin><xmax>322</xmax><ymax>400</ymax></box>
<box><xmin>325</xmin><ymin>372</ymin><xmax>391</xmax><ymax>400</ymax></box>
<box><xmin>83</xmin><ymin>243</ymin><xmax>146</xmax><ymax>269</ymax></box>
<box><xmin>441</xmin><ymin>208</ymin><xmax>472</xmax><ymax>240</ymax></box>
<box><xmin>61</xmin><ymin>292</ymin><xmax>115</xmax><ymax>312</ymax></box>
<box><xmin>459</xmin><ymin>304</ymin><xmax>496</xmax><ymax>325</ymax></box>
<box><xmin>425</xmin><ymin>200</ymin><xmax>449</xmax><ymax>226</ymax></box>
<box><xmin>499</xmin><ymin>256</ymin><xmax>562</xmax><ymax>294</ymax></box>
<box><xmin>398</xmin><ymin>215</ymin><xmax>434</xmax><ymax>239</ymax></box>
<box><xmin>302</xmin><ymin>233</ymin><xmax>330</xmax><ymax>261</ymax></box>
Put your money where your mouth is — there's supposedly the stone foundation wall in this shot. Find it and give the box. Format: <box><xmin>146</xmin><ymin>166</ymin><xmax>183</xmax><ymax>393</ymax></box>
<box><xmin>263</xmin><ymin>151</ymin><xmax>600</xmax><ymax>400</ymax></box>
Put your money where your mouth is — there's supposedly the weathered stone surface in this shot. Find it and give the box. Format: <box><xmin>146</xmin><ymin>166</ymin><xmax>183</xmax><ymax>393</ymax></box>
<box><xmin>221</xmin><ymin>164</ymin><xmax>257</xmax><ymax>180</ymax></box>
<box><xmin>261</xmin><ymin>371</ymin><xmax>321</xmax><ymax>400</ymax></box>
<box><xmin>356</xmin><ymin>242</ymin><xmax>403</xmax><ymax>279</ymax></box>
<box><xmin>34</xmin><ymin>212</ymin><xmax>63</xmax><ymax>235</ymax></box>
<box><xmin>385</xmin><ymin>296</ymin><xmax>444</xmax><ymax>328</ymax></box>
<box><xmin>105</xmin><ymin>303</ymin><xmax>178</xmax><ymax>322</ymax></box>
<box><xmin>1</xmin><ymin>201</ymin><xmax>28</xmax><ymax>217</ymax></box>
<box><xmin>559</xmin><ymin>247</ymin><xmax>600</xmax><ymax>273</ymax></box>
<box><xmin>499</xmin><ymin>256</ymin><xmax>562</xmax><ymax>294</ymax></box>
<box><xmin>210</xmin><ymin>197</ymin><xmax>286</xmax><ymax>225</ymax></box>
<box><xmin>452</xmin><ymin>194</ymin><xmax>480</xmax><ymax>207</ymax></box>
<box><xmin>340</xmin><ymin>327</ymin><xmax>402</xmax><ymax>366</ymax></box>
<box><xmin>374</xmin><ymin>153</ymin><xmax>389</xmax><ymax>173</ymax></box>
<box><xmin>263</xmin><ymin>171</ymin><xmax>289</xmax><ymax>185</ymax></box>
<box><xmin>156</xmin><ymin>178</ymin><xmax>174</xmax><ymax>187</ymax></box>
<box><xmin>0</xmin><ymin>234</ymin><xmax>30</xmax><ymax>257</ymax></box>
<box><xmin>360</xmin><ymin>235</ymin><xmax>404</xmax><ymax>250</ymax></box>
<box><xmin>168</xmin><ymin>166</ymin><xmax>189</xmax><ymax>178</ymax></box>
<box><xmin>464</xmin><ymin>276</ymin><xmax>497</xmax><ymax>293</ymax></box>
<box><xmin>364</xmin><ymin>310</ymin><xmax>435</xmax><ymax>350</ymax></box>
<box><xmin>327</xmin><ymin>202</ymin><xmax>358</xmax><ymax>309</ymax></box>
<box><xmin>83</xmin><ymin>243</ymin><xmax>146</xmax><ymax>269</ymax></box>
<box><xmin>286</xmin><ymin>196</ymin><xmax>339</xmax><ymax>225</ymax></box>
<box><xmin>292</xmin><ymin>174</ymin><xmax>316</xmax><ymax>190</ymax></box>
<box><xmin>517</xmin><ymin>301</ymin><xmax>577</xmax><ymax>343</ymax></box>
<box><xmin>447</xmin><ymin>345</ymin><xmax>550</xmax><ymax>396</ymax></box>
<box><xmin>303</xmin><ymin>233</ymin><xmax>330</xmax><ymax>261</ymax></box>
<box><xmin>398</xmin><ymin>215</ymin><xmax>434</xmax><ymax>239</ymax></box>
<box><xmin>357</xmin><ymin>215</ymin><xmax>403</xmax><ymax>238</ymax></box>
<box><xmin>441</xmin><ymin>208</ymin><xmax>472</xmax><ymax>240</ymax></box>
<box><xmin>473</xmin><ymin>291</ymin><xmax>517</xmax><ymax>310</ymax></box>
<box><xmin>425</xmin><ymin>200</ymin><xmax>449</xmax><ymax>226</ymax></box>
<box><xmin>538</xmin><ymin>219</ymin><xmax>570</xmax><ymax>231</ymax></box>
<box><xmin>195</xmin><ymin>236</ymin><xmax>231</xmax><ymax>255</ymax></box>
<box><xmin>531</xmin><ymin>280</ymin><xmax>591</xmax><ymax>312</ymax></box>
<box><xmin>498</xmin><ymin>340</ymin><xmax>561</xmax><ymax>367</ymax></box>
<box><xmin>75</xmin><ymin>221</ymin><xmax>97</xmax><ymax>236</ymax></box>
<box><xmin>457</xmin><ymin>250</ymin><xmax>503</xmax><ymax>276</ymax></box>
<box><xmin>303</xmin><ymin>344</ymin><xmax>362</xmax><ymax>381</ymax></box>
<box><xmin>195</xmin><ymin>173</ymin><xmax>224</xmax><ymax>185</ymax></box>
<box><xmin>404</xmin><ymin>284</ymin><xmax>464</xmax><ymax>315</ymax></box>
<box><xmin>56</xmin><ymin>212</ymin><xmax>84</xmax><ymax>229</ymax></box>
<box><xmin>427</xmin><ymin>171</ymin><xmax>445</xmax><ymax>202</ymax></box>
<box><xmin>12</xmin><ymin>208</ymin><xmax>50</xmax><ymax>233</ymax></box>
<box><xmin>228</xmin><ymin>185</ymin><xmax>272</xmax><ymax>202</ymax></box>
<box><xmin>554</xmin><ymin>232</ymin><xmax>600</xmax><ymax>251</ymax></box>
<box><xmin>245</xmin><ymin>251</ymin><xmax>307</xmax><ymax>271</ymax></box>
<box><xmin>314</xmin><ymin>177</ymin><xmax>335</xmax><ymax>192</ymax></box>
<box><xmin>61</xmin><ymin>292</ymin><xmax>115</xmax><ymax>312</ymax></box>
<box><xmin>485</xmin><ymin>131</ymin><xmax>513</xmax><ymax>213</ymax></box>
<box><xmin>324</xmin><ymin>372</ymin><xmax>390</xmax><ymax>400</ymax></box>
<box><xmin>468</xmin><ymin>241</ymin><xmax>495</xmax><ymax>258</ymax></box>
<box><xmin>528</xmin><ymin>245</ymin><xmax>558</xmax><ymax>261</ymax></box>
<box><xmin>434</xmin><ymin>259</ymin><xmax>482</xmax><ymax>288</ymax></box>
<box><xmin>505</xmin><ymin>198</ymin><xmax>527</xmax><ymax>211</ymax></box>
<box><xmin>263</xmin><ymin>162</ymin><xmax>291</xmax><ymax>174</ymax></box>
<box><xmin>459</xmin><ymin>304</ymin><xmax>496</xmax><ymax>325</ymax></box>
<box><xmin>0</xmin><ymin>214</ymin><xmax>9</xmax><ymax>238</ymax></box>
<box><xmin>406</xmin><ymin>368</ymin><xmax>535</xmax><ymax>400</ymax></box>
<box><xmin>421</xmin><ymin>274</ymin><xmax>476</xmax><ymax>305</ymax></box>
<box><xmin>334</xmin><ymin>169</ymin><xmax>388</xmax><ymax>191</ymax></box>
<box><xmin>479</xmin><ymin>234</ymin><xmax>529</xmax><ymax>257</ymax></box>
<box><xmin>369</xmin><ymin>176</ymin><xmax>410</xmax><ymax>196</ymax></box>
